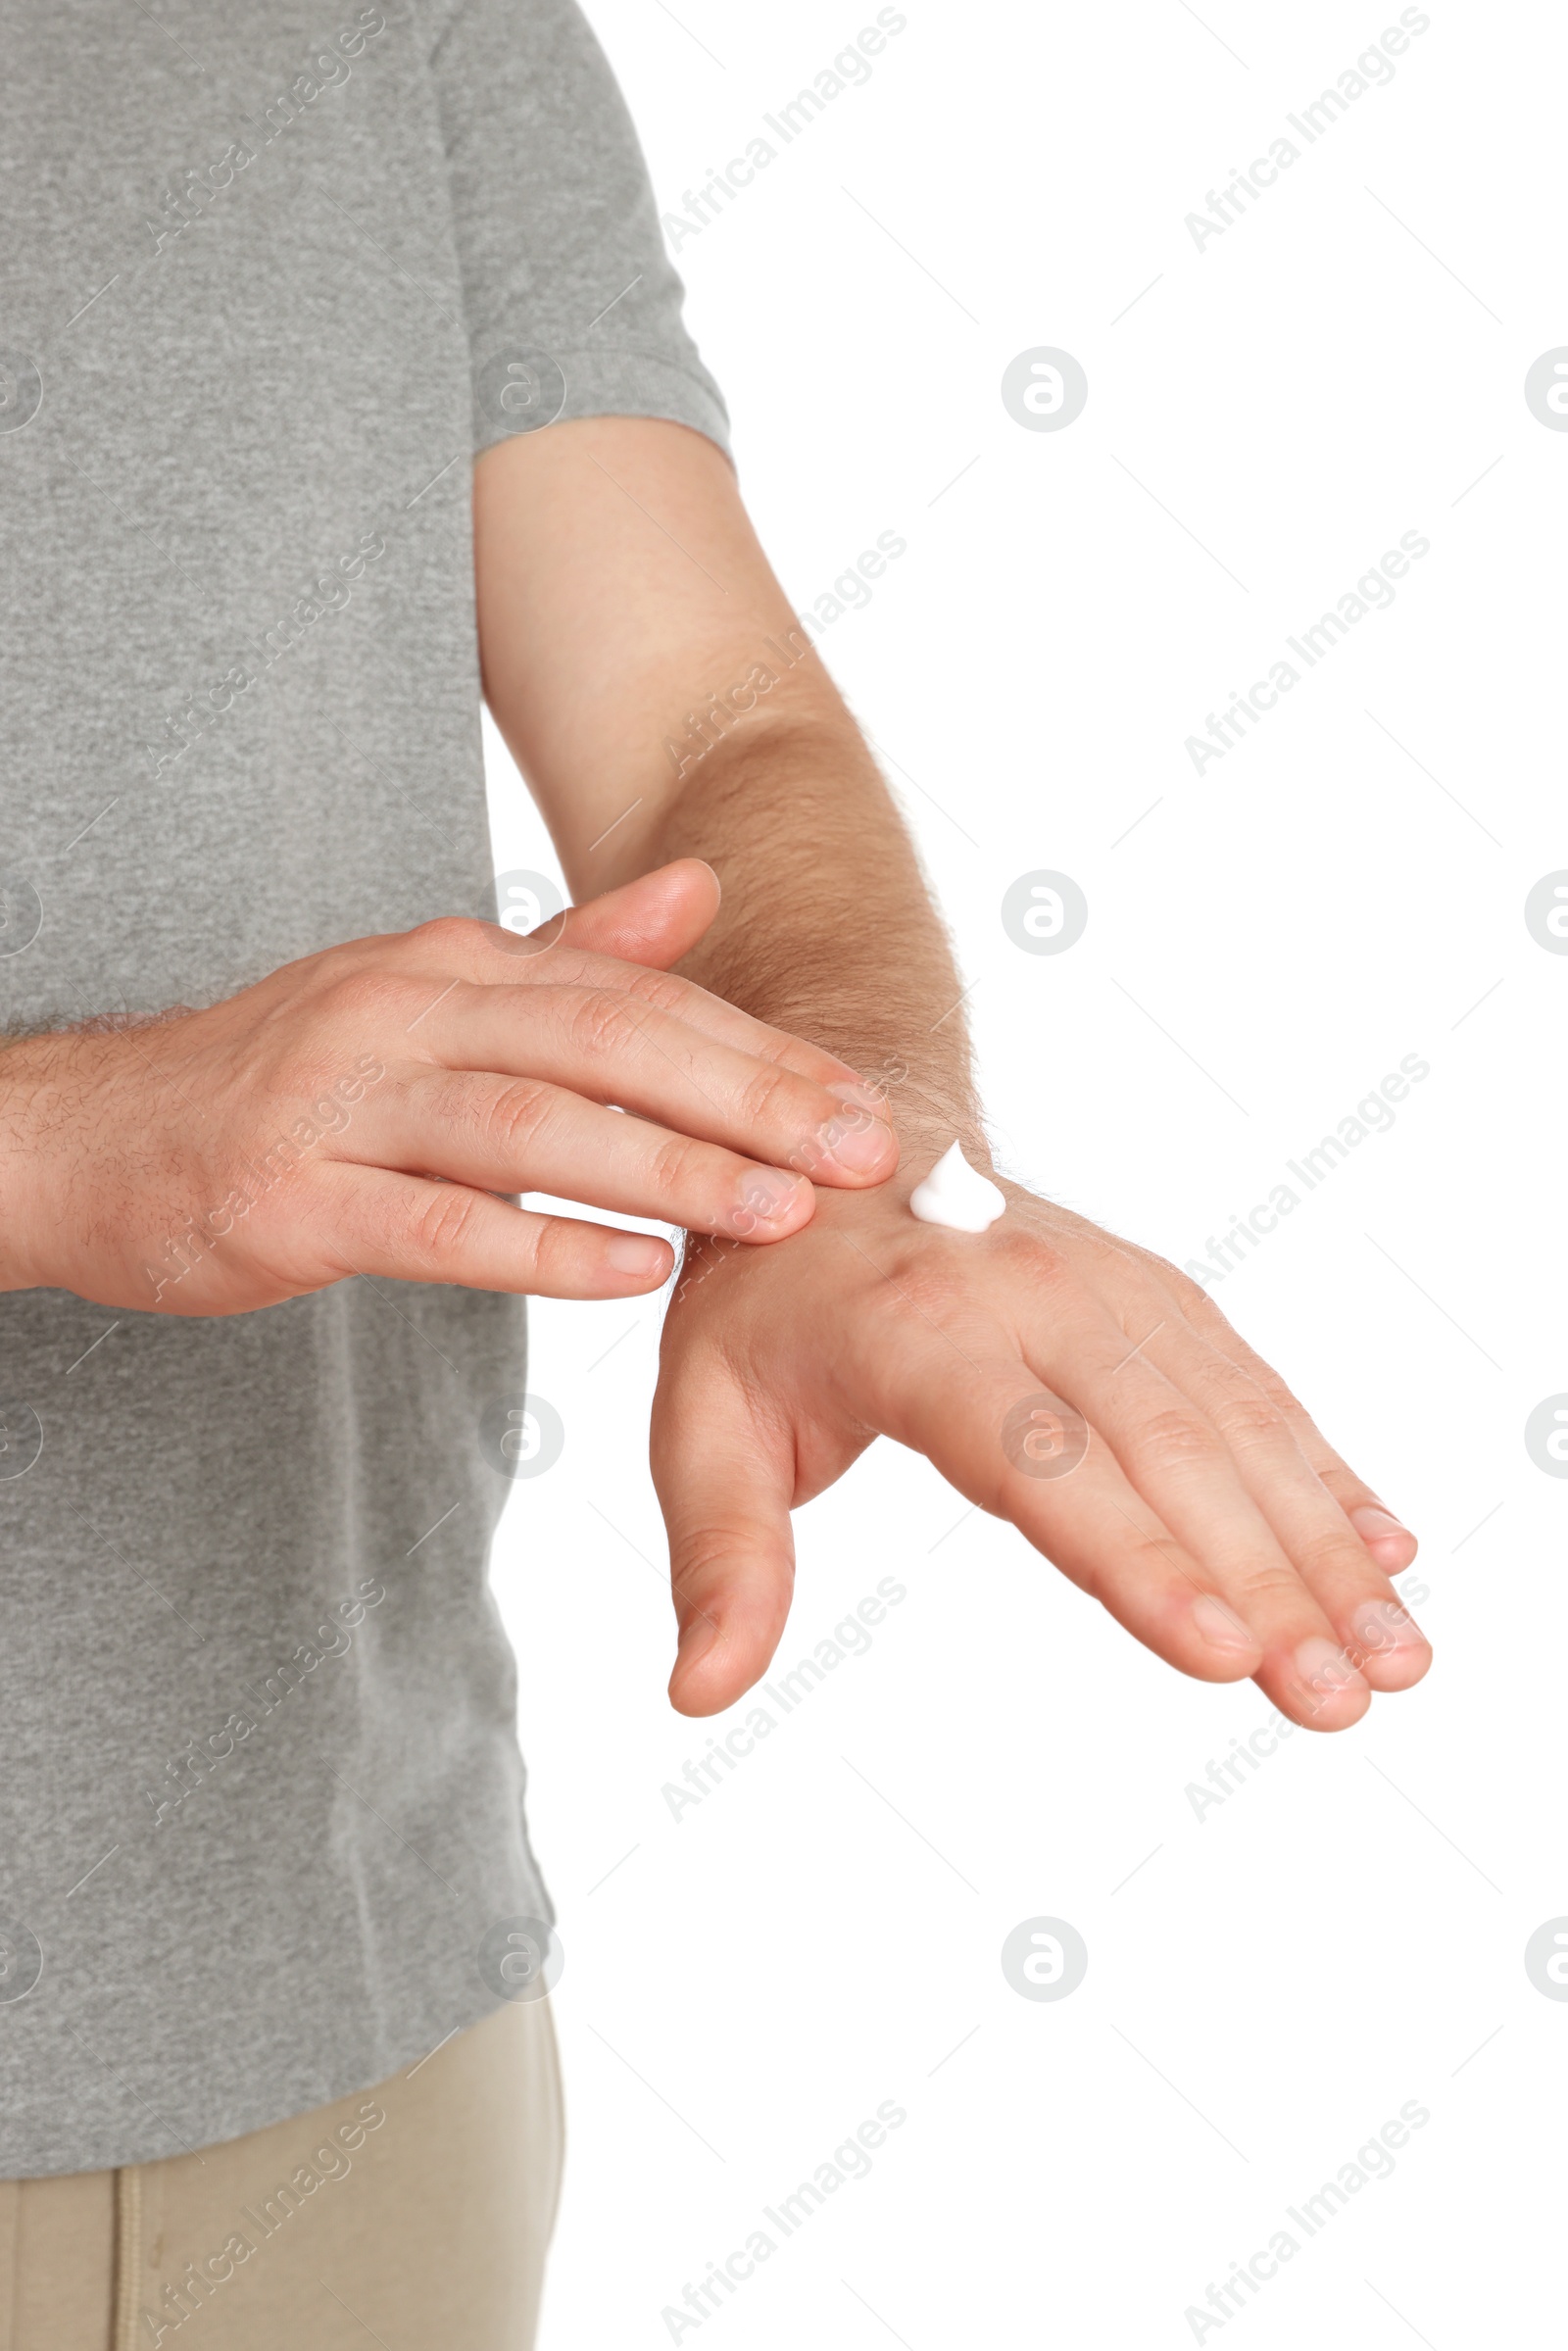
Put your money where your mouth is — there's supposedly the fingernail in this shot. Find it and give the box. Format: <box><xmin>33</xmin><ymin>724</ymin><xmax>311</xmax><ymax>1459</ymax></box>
<box><xmin>823</xmin><ymin>1110</ymin><xmax>897</xmax><ymax>1173</ymax></box>
<box><xmin>605</xmin><ymin>1232</ymin><xmax>668</xmax><ymax>1277</ymax></box>
<box><xmin>1292</xmin><ymin>1636</ymin><xmax>1369</xmax><ymax>1708</ymax></box>
<box><xmin>1350</xmin><ymin>1503</ymin><xmax>1413</xmax><ymax>1549</ymax></box>
<box><xmin>731</xmin><ymin>1170</ymin><xmax>808</xmax><ymax>1232</ymax></box>
<box><xmin>1348</xmin><ymin>1597</ymin><xmax>1428</xmax><ymax>1658</ymax></box>
<box><xmin>1192</xmin><ymin>1594</ymin><xmax>1256</xmax><ymax>1653</ymax></box>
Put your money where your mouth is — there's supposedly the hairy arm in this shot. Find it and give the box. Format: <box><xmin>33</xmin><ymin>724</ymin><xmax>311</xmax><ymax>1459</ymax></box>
<box><xmin>474</xmin><ymin>416</ymin><xmax>1426</xmax><ymax>1733</ymax></box>
<box><xmin>473</xmin><ymin>416</ymin><xmax>978</xmax><ymax>1154</ymax></box>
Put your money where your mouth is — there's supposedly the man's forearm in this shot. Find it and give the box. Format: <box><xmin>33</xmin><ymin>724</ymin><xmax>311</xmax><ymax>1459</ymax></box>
<box><xmin>596</xmin><ymin>710</ymin><xmax>984</xmax><ymax>1159</ymax></box>
<box><xmin>470</xmin><ymin>420</ymin><xmax>981</xmax><ymax>1158</ymax></box>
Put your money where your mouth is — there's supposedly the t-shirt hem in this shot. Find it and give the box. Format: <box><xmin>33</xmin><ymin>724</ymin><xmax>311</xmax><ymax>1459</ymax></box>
<box><xmin>0</xmin><ymin>1979</ymin><xmax>537</xmax><ymax>2181</ymax></box>
<box><xmin>472</xmin><ymin>345</ymin><xmax>733</xmax><ymax>465</ymax></box>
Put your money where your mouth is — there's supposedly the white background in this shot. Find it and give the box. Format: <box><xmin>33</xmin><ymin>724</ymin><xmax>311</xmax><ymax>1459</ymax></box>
<box><xmin>484</xmin><ymin>3</ymin><xmax>1567</xmax><ymax>2343</ymax></box>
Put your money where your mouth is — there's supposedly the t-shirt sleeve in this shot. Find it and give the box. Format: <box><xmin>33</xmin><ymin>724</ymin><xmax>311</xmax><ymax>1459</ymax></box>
<box><xmin>424</xmin><ymin>0</ymin><xmax>732</xmax><ymax>462</ymax></box>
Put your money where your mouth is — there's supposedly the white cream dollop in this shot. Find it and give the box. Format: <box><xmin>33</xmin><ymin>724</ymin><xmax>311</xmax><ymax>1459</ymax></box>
<box><xmin>908</xmin><ymin>1140</ymin><xmax>1006</xmax><ymax>1234</ymax></box>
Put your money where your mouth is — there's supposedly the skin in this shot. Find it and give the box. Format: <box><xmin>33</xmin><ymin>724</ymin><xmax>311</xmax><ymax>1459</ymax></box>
<box><xmin>0</xmin><ymin>868</ymin><xmax>898</xmax><ymax>1311</ymax></box>
<box><xmin>0</xmin><ymin>414</ymin><xmax>1429</xmax><ymax>1740</ymax></box>
<box><xmin>472</xmin><ymin>415</ymin><xmax>1430</xmax><ymax>1734</ymax></box>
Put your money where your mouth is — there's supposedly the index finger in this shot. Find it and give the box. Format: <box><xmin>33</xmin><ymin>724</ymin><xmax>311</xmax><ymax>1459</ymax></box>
<box><xmin>386</xmin><ymin>913</ymin><xmax>876</xmax><ymax>1095</ymax></box>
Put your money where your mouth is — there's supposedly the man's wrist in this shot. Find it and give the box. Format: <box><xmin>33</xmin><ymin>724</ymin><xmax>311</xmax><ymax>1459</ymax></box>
<box><xmin>0</xmin><ymin>1036</ymin><xmax>56</xmax><ymax>1291</ymax></box>
<box><xmin>871</xmin><ymin>1072</ymin><xmax>990</xmax><ymax>1183</ymax></box>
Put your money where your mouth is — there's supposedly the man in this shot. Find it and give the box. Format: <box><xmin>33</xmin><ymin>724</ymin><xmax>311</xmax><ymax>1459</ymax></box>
<box><xmin>0</xmin><ymin>0</ymin><xmax>1428</xmax><ymax>2341</ymax></box>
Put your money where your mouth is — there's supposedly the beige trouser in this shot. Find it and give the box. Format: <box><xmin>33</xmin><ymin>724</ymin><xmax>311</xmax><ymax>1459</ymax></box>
<box><xmin>0</xmin><ymin>1995</ymin><xmax>564</xmax><ymax>2351</ymax></box>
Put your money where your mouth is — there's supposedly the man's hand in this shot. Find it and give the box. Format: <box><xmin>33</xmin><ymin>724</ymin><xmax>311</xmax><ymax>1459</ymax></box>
<box><xmin>652</xmin><ymin>1129</ymin><xmax>1427</xmax><ymax>1735</ymax></box>
<box><xmin>471</xmin><ymin>415</ymin><xmax>1426</xmax><ymax>1736</ymax></box>
<box><xmin>0</xmin><ymin>860</ymin><xmax>896</xmax><ymax>1314</ymax></box>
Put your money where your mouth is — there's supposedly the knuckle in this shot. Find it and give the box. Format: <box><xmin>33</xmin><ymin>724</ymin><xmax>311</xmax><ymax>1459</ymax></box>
<box><xmin>1209</xmin><ymin>1392</ymin><xmax>1289</xmax><ymax>1454</ymax></box>
<box><xmin>323</xmin><ymin>967</ymin><xmax>420</xmax><ymax>1030</ymax></box>
<box><xmin>484</xmin><ymin>1077</ymin><xmax>559</xmax><ymax>1159</ymax></box>
<box><xmin>1129</xmin><ymin>1242</ymin><xmax>1187</xmax><ymax>1292</ymax></box>
<box><xmin>669</xmin><ymin>1532</ymin><xmax>745</xmax><ymax>1598</ymax></box>
<box><xmin>1228</xmin><ymin>1561</ymin><xmax>1301</xmax><ymax>1610</ymax></box>
<box><xmin>619</xmin><ymin>966</ymin><xmax>694</xmax><ymax>1018</ymax></box>
<box><xmin>1088</xmin><ymin>1531</ymin><xmax>1181</xmax><ymax>1610</ymax></box>
<box><xmin>405</xmin><ymin>1183</ymin><xmax>481</xmax><ymax>1265</ymax></box>
<box><xmin>1290</xmin><ymin>1522</ymin><xmax>1365</xmax><ymax>1580</ymax></box>
<box><xmin>644</xmin><ymin>1128</ymin><xmax>710</xmax><ymax>1201</ymax></box>
<box><xmin>406</xmin><ymin>913</ymin><xmax>492</xmax><ymax>959</ymax></box>
<box><xmin>1084</xmin><ymin>1228</ymin><xmax>1141</xmax><ymax>1277</ymax></box>
<box><xmin>1171</xmin><ymin>1272</ymin><xmax>1214</xmax><ymax>1315</ymax></box>
<box><xmin>1135</xmin><ymin>1405</ymin><xmax>1221</xmax><ymax>1477</ymax></box>
<box><xmin>1178</xmin><ymin>1275</ymin><xmax>1234</xmax><ymax>1323</ymax></box>
<box><xmin>732</xmin><ymin>1058</ymin><xmax>801</xmax><ymax>1138</ymax></box>
<box><xmin>1176</xmin><ymin>1267</ymin><xmax>1222</xmax><ymax>1313</ymax></box>
<box><xmin>565</xmin><ymin>987</ymin><xmax>642</xmax><ymax>1060</ymax></box>
<box><xmin>669</xmin><ymin>1542</ymin><xmax>790</xmax><ymax>1641</ymax></box>
<box><xmin>301</xmin><ymin>939</ymin><xmax>365</xmax><ymax>991</ymax></box>
<box><xmin>527</xmin><ymin>1214</ymin><xmax>581</xmax><ymax>1283</ymax></box>
<box><xmin>1249</xmin><ymin>1364</ymin><xmax>1304</xmax><ymax>1419</ymax></box>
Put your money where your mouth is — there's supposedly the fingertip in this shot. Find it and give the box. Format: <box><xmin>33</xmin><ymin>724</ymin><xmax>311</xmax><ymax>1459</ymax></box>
<box><xmin>1180</xmin><ymin>1647</ymin><xmax>1261</xmax><ymax>1686</ymax></box>
<box><xmin>1348</xmin><ymin>1502</ymin><xmax>1418</xmax><ymax>1571</ymax></box>
<box><xmin>652</xmin><ymin>856</ymin><xmax>721</xmax><ymax>929</ymax></box>
<box><xmin>1358</xmin><ymin>1643</ymin><xmax>1433</xmax><ymax>1694</ymax></box>
<box><xmin>809</xmin><ymin>1091</ymin><xmax>901</xmax><ymax>1185</ymax></box>
<box><xmin>663</xmin><ymin>1540</ymin><xmax>794</xmax><ymax>1715</ymax></box>
<box><xmin>1277</xmin><ymin>1638</ymin><xmax>1373</xmax><ymax>1733</ymax></box>
<box><xmin>668</xmin><ymin>1670</ymin><xmax>728</xmax><ymax>1718</ymax></box>
<box><xmin>1347</xmin><ymin>1597</ymin><xmax>1433</xmax><ymax>1693</ymax></box>
<box><xmin>729</xmin><ymin>1170</ymin><xmax>815</xmax><ymax>1243</ymax></box>
<box><xmin>668</xmin><ymin>1617</ymin><xmax>747</xmax><ymax>1716</ymax></box>
<box><xmin>674</xmin><ymin>855</ymin><xmax>721</xmax><ymax>911</ymax></box>
<box><xmin>1186</xmin><ymin>1593</ymin><xmax>1263</xmax><ymax>1681</ymax></box>
<box><xmin>558</xmin><ymin>858</ymin><xmax>720</xmax><ymax>968</ymax></box>
<box><xmin>601</xmin><ymin>1231</ymin><xmax>674</xmax><ymax>1289</ymax></box>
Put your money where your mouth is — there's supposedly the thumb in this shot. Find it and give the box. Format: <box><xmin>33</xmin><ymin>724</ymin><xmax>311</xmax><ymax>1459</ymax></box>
<box><xmin>551</xmin><ymin>857</ymin><xmax>720</xmax><ymax>968</ymax></box>
<box><xmin>651</xmin><ymin>1350</ymin><xmax>798</xmax><ymax>1717</ymax></box>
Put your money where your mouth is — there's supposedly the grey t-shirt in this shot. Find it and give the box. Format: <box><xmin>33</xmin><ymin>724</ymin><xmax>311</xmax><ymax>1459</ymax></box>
<box><xmin>0</xmin><ymin>0</ymin><xmax>728</xmax><ymax>2176</ymax></box>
